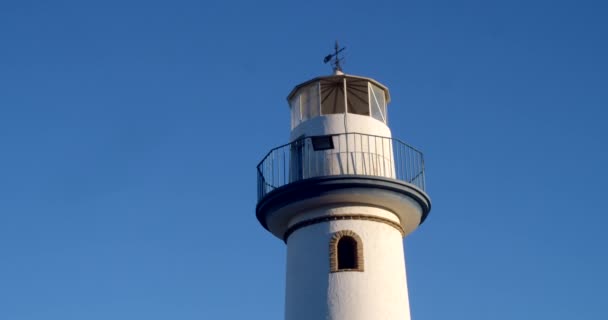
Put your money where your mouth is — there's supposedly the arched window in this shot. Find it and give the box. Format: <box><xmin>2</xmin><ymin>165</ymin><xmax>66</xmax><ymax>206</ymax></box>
<box><xmin>330</xmin><ymin>230</ymin><xmax>364</xmax><ymax>272</ymax></box>
<box><xmin>337</xmin><ymin>236</ymin><xmax>358</xmax><ymax>269</ymax></box>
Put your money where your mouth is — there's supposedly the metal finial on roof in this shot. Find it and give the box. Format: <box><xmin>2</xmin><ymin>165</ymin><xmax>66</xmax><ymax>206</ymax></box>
<box><xmin>323</xmin><ymin>41</ymin><xmax>346</xmax><ymax>74</ymax></box>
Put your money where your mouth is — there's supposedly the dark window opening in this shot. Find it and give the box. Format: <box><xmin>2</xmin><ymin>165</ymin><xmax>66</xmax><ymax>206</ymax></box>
<box><xmin>337</xmin><ymin>236</ymin><xmax>358</xmax><ymax>270</ymax></box>
<box><xmin>311</xmin><ymin>135</ymin><xmax>334</xmax><ymax>151</ymax></box>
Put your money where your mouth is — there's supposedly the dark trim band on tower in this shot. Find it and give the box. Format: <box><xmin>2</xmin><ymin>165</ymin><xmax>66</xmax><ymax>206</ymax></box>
<box><xmin>284</xmin><ymin>214</ymin><xmax>404</xmax><ymax>242</ymax></box>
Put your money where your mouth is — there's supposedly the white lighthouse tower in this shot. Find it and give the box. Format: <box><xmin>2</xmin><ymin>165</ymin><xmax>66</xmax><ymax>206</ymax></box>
<box><xmin>256</xmin><ymin>45</ymin><xmax>431</xmax><ymax>320</ymax></box>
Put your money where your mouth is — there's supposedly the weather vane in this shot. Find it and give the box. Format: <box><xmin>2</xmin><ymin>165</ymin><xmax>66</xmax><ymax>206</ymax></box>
<box><xmin>323</xmin><ymin>41</ymin><xmax>346</xmax><ymax>73</ymax></box>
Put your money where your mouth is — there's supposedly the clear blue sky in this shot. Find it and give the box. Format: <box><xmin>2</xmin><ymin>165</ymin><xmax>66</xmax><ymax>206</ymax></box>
<box><xmin>1</xmin><ymin>0</ymin><xmax>607</xmax><ymax>319</ymax></box>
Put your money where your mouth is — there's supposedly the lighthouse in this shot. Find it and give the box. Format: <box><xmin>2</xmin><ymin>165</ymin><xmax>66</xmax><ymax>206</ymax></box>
<box><xmin>255</xmin><ymin>45</ymin><xmax>431</xmax><ymax>320</ymax></box>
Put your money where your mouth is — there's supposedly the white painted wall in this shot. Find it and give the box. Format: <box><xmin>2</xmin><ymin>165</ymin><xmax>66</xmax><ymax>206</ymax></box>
<box><xmin>285</xmin><ymin>206</ymin><xmax>411</xmax><ymax>320</ymax></box>
<box><xmin>288</xmin><ymin>113</ymin><xmax>396</xmax><ymax>183</ymax></box>
<box><xmin>290</xmin><ymin>113</ymin><xmax>391</xmax><ymax>141</ymax></box>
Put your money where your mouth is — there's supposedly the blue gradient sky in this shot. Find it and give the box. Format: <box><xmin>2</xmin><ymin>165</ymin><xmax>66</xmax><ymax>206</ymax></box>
<box><xmin>1</xmin><ymin>0</ymin><xmax>607</xmax><ymax>319</ymax></box>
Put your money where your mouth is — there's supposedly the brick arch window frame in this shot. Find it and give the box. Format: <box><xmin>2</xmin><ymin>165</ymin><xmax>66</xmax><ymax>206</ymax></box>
<box><xmin>329</xmin><ymin>230</ymin><xmax>364</xmax><ymax>272</ymax></box>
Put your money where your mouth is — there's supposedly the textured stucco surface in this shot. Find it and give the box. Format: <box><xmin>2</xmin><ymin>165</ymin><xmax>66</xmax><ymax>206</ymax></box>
<box><xmin>285</xmin><ymin>206</ymin><xmax>411</xmax><ymax>320</ymax></box>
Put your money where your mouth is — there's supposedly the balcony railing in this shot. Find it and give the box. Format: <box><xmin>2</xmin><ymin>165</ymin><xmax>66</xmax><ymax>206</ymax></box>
<box><xmin>257</xmin><ymin>132</ymin><xmax>426</xmax><ymax>201</ymax></box>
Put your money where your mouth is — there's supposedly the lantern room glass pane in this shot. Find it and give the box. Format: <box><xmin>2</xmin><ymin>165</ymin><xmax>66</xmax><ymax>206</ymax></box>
<box><xmin>300</xmin><ymin>83</ymin><xmax>320</xmax><ymax>121</ymax></box>
<box><xmin>346</xmin><ymin>79</ymin><xmax>370</xmax><ymax>116</ymax></box>
<box><xmin>370</xmin><ymin>83</ymin><xmax>386</xmax><ymax>123</ymax></box>
<box><xmin>290</xmin><ymin>95</ymin><xmax>301</xmax><ymax>129</ymax></box>
<box><xmin>321</xmin><ymin>78</ymin><xmax>346</xmax><ymax>115</ymax></box>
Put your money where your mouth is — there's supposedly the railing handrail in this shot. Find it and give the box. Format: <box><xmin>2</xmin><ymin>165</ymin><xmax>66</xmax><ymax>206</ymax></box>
<box><xmin>256</xmin><ymin>132</ymin><xmax>426</xmax><ymax>201</ymax></box>
<box><xmin>256</xmin><ymin>132</ymin><xmax>424</xmax><ymax>172</ymax></box>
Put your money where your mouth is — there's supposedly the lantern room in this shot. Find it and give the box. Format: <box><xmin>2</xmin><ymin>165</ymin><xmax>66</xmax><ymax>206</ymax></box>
<box><xmin>287</xmin><ymin>74</ymin><xmax>391</xmax><ymax>130</ymax></box>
